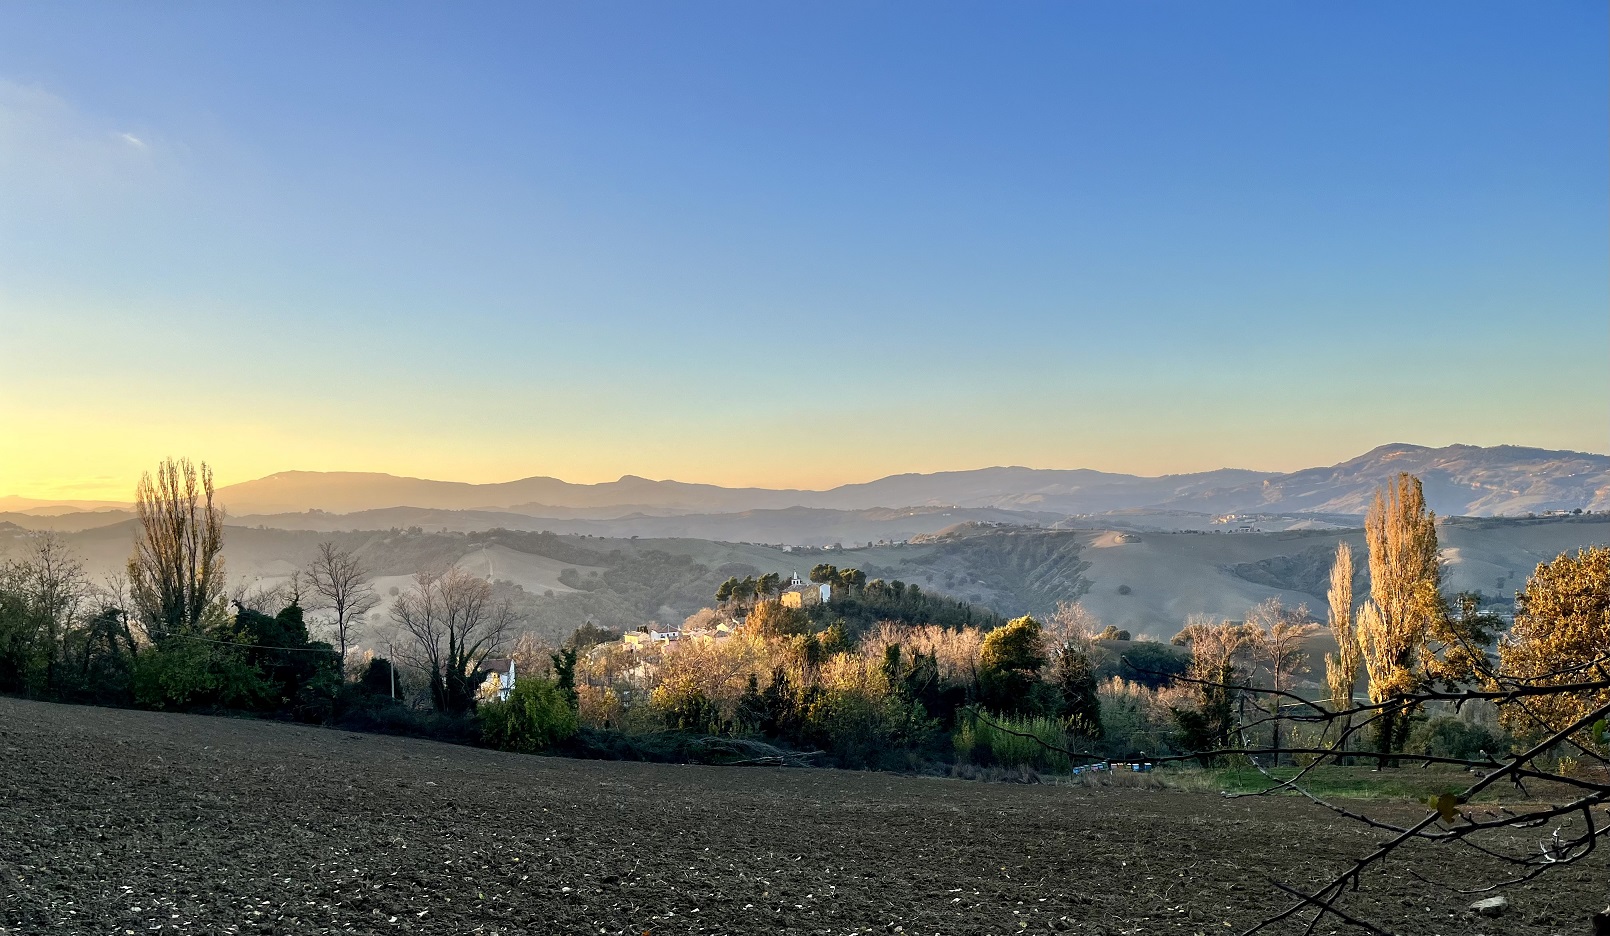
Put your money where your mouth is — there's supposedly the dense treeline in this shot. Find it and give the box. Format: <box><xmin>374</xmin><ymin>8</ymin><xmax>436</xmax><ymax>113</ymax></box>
<box><xmin>581</xmin><ymin>607</ymin><xmax>1113</xmax><ymax>770</ymax></box>
<box><xmin>0</xmin><ymin>541</ymin><xmax>343</xmax><ymax>723</ymax></box>
<box><xmin>0</xmin><ymin>460</ymin><xmax>477</xmax><ymax>740</ymax></box>
<box><xmin>709</xmin><ymin>563</ymin><xmax>1005</xmax><ymax>638</ymax></box>
<box><xmin>804</xmin><ymin>575</ymin><xmax>1004</xmax><ymax>634</ymax></box>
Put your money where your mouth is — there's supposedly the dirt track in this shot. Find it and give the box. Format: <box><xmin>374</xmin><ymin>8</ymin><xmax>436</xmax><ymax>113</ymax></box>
<box><xmin>0</xmin><ymin>698</ymin><xmax>1599</xmax><ymax>935</ymax></box>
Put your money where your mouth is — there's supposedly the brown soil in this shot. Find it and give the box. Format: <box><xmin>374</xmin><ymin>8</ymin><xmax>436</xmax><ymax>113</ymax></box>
<box><xmin>0</xmin><ymin>698</ymin><xmax>1599</xmax><ymax>935</ymax></box>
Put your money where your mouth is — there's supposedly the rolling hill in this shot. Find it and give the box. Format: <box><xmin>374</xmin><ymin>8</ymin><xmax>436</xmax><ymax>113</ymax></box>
<box><xmin>226</xmin><ymin>504</ymin><xmax>1066</xmax><ymax>546</ymax></box>
<box><xmin>10</xmin><ymin>512</ymin><xmax>1606</xmax><ymax>646</ymax></box>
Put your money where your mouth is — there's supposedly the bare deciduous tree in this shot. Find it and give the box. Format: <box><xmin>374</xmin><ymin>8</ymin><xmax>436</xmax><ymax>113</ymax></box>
<box><xmin>1170</xmin><ymin>615</ymin><xmax>1250</xmax><ymax>758</ymax></box>
<box><xmin>90</xmin><ymin>571</ymin><xmax>140</xmax><ymax>662</ymax></box>
<box><xmin>231</xmin><ymin>576</ymin><xmax>293</xmax><ymax>615</ymax></box>
<box><xmin>1243</xmin><ymin>598</ymin><xmax>1319</xmax><ymax>761</ymax></box>
<box><xmin>127</xmin><ymin>458</ymin><xmax>226</xmax><ymax>640</ymax></box>
<box><xmin>1045</xmin><ymin>600</ymin><xmax>1099</xmax><ymax>649</ymax></box>
<box><xmin>391</xmin><ymin>567</ymin><xmax>513</xmax><ymax>714</ymax></box>
<box><xmin>0</xmin><ymin>533</ymin><xmax>94</xmax><ymax>694</ymax></box>
<box><xmin>306</xmin><ymin>541</ymin><xmax>378</xmax><ymax>675</ymax></box>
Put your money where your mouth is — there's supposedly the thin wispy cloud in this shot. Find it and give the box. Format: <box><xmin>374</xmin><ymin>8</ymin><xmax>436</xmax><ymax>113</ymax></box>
<box><xmin>0</xmin><ymin>79</ymin><xmax>169</xmax><ymax>197</ymax></box>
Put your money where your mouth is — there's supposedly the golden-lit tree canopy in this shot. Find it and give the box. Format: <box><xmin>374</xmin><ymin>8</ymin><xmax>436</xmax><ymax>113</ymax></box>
<box><xmin>1355</xmin><ymin>600</ymin><xmax>1418</xmax><ymax>702</ymax></box>
<box><xmin>1498</xmin><ymin>546</ymin><xmax>1610</xmax><ymax>744</ymax></box>
<box><xmin>1172</xmin><ymin>616</ymin><xmax>1247</xmax><ymax>681</ymax></box>
<box><xmin>978</xmin><ymin>616</ymin><xmax>1047</xmax><ymax>676</ymax></box>
<box><xmin>1324</xmin><ymin>541</ymin><xmax>1361</xmax><ymax>709</ymax></box>
<box><xmin>1363</xmin><ymin>472</ymin><xmax>1442</xmax><ymax>659</ymax></box>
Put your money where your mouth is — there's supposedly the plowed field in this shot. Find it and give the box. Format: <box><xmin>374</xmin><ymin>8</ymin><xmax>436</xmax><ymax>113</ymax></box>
<box><xmin>0</xmin><ymin>698</ymin><xmax>1598</xmax><ymax>935</ymax></box>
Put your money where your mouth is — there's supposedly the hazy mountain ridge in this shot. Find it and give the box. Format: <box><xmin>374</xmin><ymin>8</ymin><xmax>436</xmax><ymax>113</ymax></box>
<box><xmin>1155</xmin><ymin>444</ymin><xmax>1610</xmax><ymax>516</ymax></box>
<box><xmin>216</xmin><ymin>467</ymin><xmax>1272</xmax><ymax>515</ymax></box>
<box><xmin>793</xmin><ymin>466</ymin><xmax>1277</xmax><ymax>512</ymax></box>
<box><xmin>0</xmin><ymin>510</ymin><xmax>137</xmax><ymax>532</ymax></box>
<box><xmin>0</xmin><ymin>497</ymin><xmax>131</xmax><ymax>513</ymax></box>
<box><xmin>15</xmin><ymin>444</ymin><xmax>1606</xmax><ymax>523</ymax></box>
<box><xmin>210</xmin><ymin>444</ymin><xmax>1606</xmax><ymax>518</ymax></box>
<box><xmin>213</xmin><ymin>471</ymin><xmax>819</xmax><ymax>515</ymax></box>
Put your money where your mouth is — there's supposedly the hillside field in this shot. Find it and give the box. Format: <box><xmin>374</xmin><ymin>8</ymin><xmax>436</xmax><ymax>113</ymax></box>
<box><xmin>1</xmin><ymin>698</ymin><xmax>1601</xmax><ymax>935</ymax></box>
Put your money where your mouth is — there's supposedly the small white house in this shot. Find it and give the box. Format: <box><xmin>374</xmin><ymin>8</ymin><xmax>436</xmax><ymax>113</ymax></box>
<box><xmin>482</xmin><ymin>658</ymin><xmax>515</xmax><ymax>701</ymax></box>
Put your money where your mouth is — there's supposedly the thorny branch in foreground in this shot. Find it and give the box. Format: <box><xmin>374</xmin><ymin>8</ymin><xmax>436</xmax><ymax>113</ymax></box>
<box><xmin>1146</xmin><ymin>654</ymin><xmax>1610</xmax><ymax>934</ymax></box>
<box><xmin>970</xmin><ymin>658</ymin><xmax>1610</xmax><ymax>936</ymax></box>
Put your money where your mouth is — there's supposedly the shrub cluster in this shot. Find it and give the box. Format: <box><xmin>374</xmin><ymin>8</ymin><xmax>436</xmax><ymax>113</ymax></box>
<box><xmin>480</xmin><ymin>677</ymin><xmax>579</xmax><ymax>753</ymax></box>
<box><xmin>565</xmin><ymin>605</ymin><xmax>1119</xmax><ymax>771</ymax></box>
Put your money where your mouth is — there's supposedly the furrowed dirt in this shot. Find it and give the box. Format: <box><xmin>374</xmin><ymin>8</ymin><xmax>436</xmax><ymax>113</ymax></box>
<box><xmin>0</xmin><ymin>698</ymin><xmax>1599</xmax><ymax>935</ymax></box>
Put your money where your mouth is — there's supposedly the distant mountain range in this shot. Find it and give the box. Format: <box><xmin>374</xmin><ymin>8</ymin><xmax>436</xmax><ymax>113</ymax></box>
<box><xmin>1159</xmin><ymin>444</ymin><xmax>1610</xmax><ymax>517</ymax></box>
<box><xmin>211</xmin><ymin>465</ymin><xmax>1278</xmax><ymax>516</ymax></box>
<box><xmin>206</xmin><ymin>443</ymin><xmax>1606</xmax><ymax>518</ymax></box>
<box><xmin>10</xmin><ymin>444</ymin><xmax>1607</xmax><ymax>526</ymax></box>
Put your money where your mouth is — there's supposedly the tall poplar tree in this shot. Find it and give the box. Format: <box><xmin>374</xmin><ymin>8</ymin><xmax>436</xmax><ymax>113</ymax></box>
<box><xmin>1355</xmin><ymin>472</ymin><xmax>1443</xmax><ymax>760</ymax></box>
<box><xmin>1323</xmin><ymin>542</ymin><xmax>1362</xmax><ymax>716</ymax></box>
<box><xmin>127</xmin><ymin>458</ymin><xmax>226</xmax><ymax>641</ymax></box>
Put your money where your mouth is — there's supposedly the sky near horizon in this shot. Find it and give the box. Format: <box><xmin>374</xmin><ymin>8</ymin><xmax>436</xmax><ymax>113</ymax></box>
<box><xmin>1</xmin><ymin>2</ymin><xmax>1606</xmax><ymax>500</ymax></box>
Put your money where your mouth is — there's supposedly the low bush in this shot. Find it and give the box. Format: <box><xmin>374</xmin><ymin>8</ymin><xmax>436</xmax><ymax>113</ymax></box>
<box><xmin>131</xmin><ymin>639</ymin><xmax>270</xmax><ymax>711</ymax></box>
<box><xmin>481</xmin><ymin>678</ymin><xmax>579</xmax><ymax>753</ymax></box>
<box><xmin>332</xmin><ymin>691</ymin><xmax>481</xmax><ymax>744</ymax></box>
<box><xmin>1407</xmin><ymin>716</ymin><xmax>1508</xmax><ymax>762</ymax></box>
<box><xmin>955</xmin><ymin>710</ymin><xmax>1072</xmax><ymax>773</ymax></box>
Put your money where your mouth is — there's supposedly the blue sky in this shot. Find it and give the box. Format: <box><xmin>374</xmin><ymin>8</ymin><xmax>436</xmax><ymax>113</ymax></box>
<box><xmin>1</xmin><ymin>2</ymin><xmax>1605</xmax><ymax>498</ymax></box>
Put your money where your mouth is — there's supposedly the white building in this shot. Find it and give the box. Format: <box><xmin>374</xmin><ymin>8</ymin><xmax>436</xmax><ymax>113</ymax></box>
<box><xmin>481</xmin><ymin>658</ymin><xmax>515</xmax><ymax>701</ymax></box>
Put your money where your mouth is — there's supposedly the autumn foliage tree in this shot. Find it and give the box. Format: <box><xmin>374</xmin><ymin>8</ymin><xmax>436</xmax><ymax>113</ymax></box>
<box><xmin>1354</xmin><ymin>472</ymin><xmax>1443</xmax><ymax>758</ymax></box>
<box><xmin>1323</xmin><ymin>541</ymin><xmax>1361</xmax><ymax>718</ymax></box>
<box><xmin>1497</xmin><ymin>546</ymin><xmax>1610</xmax><ymax>749</ymax></box>
<box><xmin>1169</xmin><ymin>616</ymin><xmax>1247</xmax><ymax>763</ymax></box>
<box><xmin>1342</xmin><ymin>472</ymin><xmax>1504</xmax><ymax>763</ymax></box>
<box><xmin>1187</xmin><ymin>543</ymin><xmax>1610</xmax><ymax>934</ymax></box>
